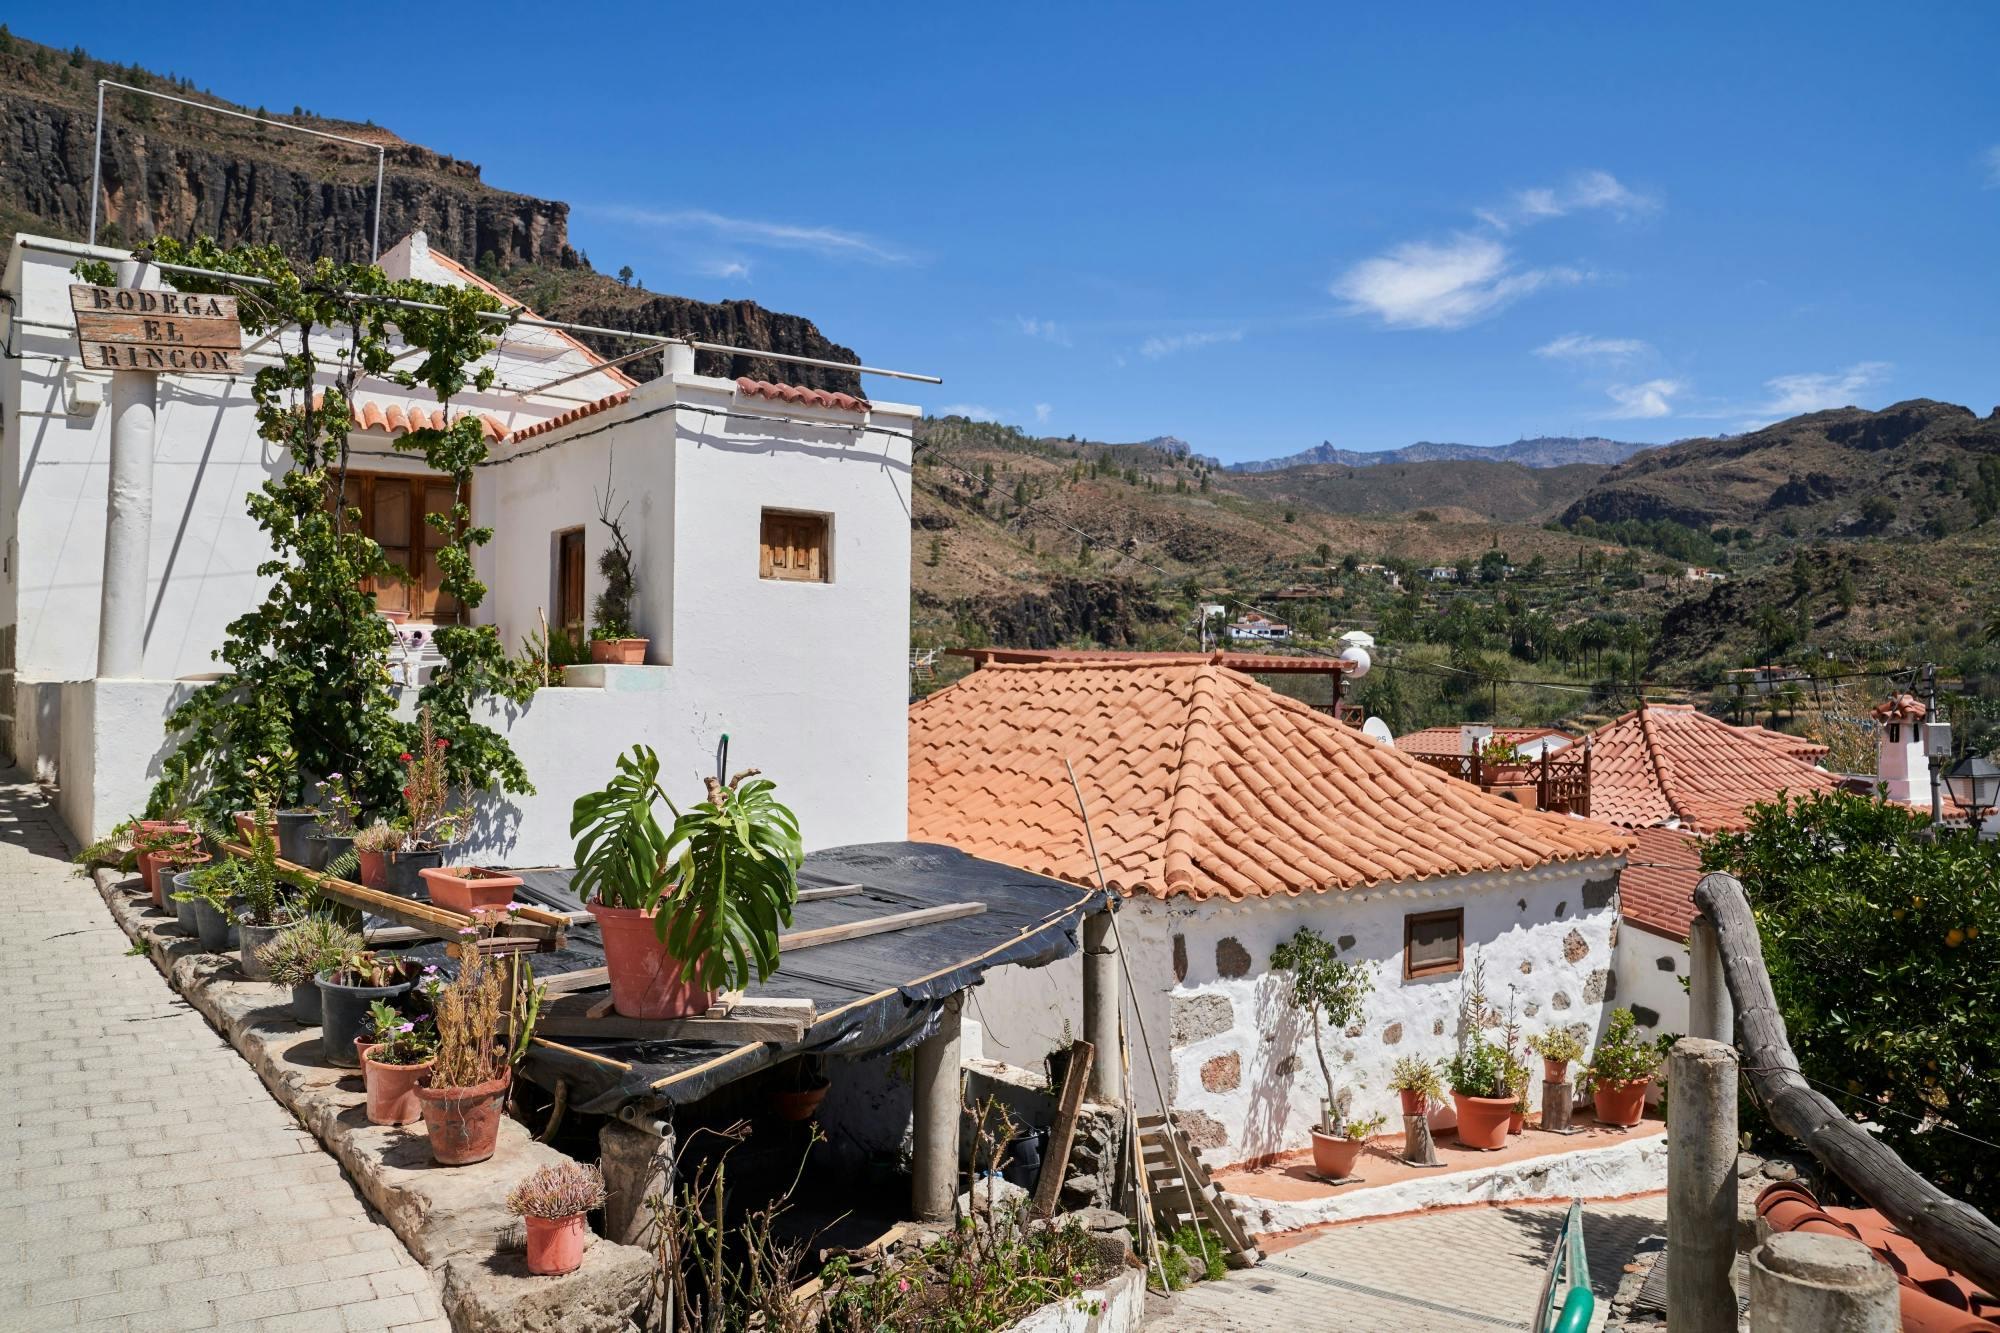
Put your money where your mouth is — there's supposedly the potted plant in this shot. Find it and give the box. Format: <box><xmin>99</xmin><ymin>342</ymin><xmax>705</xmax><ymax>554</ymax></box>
<box><xmin>172</xmin><ymin>863</ymin><xmax>244</xmax><ymax>955</ymax></box>
<box><xmin>316</xmin><ymin>951</ymin><xmax>422</xmax><ymax>1067</ymax></box>
<box><xmin>308</xmin><ymin>772</ymin><xmax>364</xmax><ymax>878</ymax></box>
<box><xmin>771</xmin><ymin>1055</ymin><xmax>831</xmax><ymax>1122</ymax></box>
<box><xmin>166</xmin><ymin>859</ymin><xmax>212</xmax><ymax>935</ymax></box>
<box><xmin>1508</xmin><ymin>1058</ymin><xmax>1532</xmax><ymax>1135</ymax></box>
<box><xmin>416</xmin><ymin>937</ymin><xmax>542</xmax><ymax>1165</ymax></box>
<box><xmin>419</xmin><ymin>866</ymin><xmax>525</xmax><ymax>916</ymax></box>
<box><xmin>359</xmin><ymin>1000</ymin><xmax>436</xmax><ymax>1126</ymax></box>
<box><xmin>354</xmin><ymin>821</ymin><xmax>404</xmax><ymax>892</ymax></box>
<box><xmin>244</xmin><ymin>745</ymin><xmax>319</xmax><ymax>867</ymax></box>
<box><xmin>570</xmin><ymin>746</ymin><xmax>803</xmax><ymax>1020</ymax></box>
<box><xmin>1268</xmin><ymin>926</ymin><xmax>1375</xmax><ymax>1180</ymax></box>
<box><xmin>1582</xmin><ymin>1008</ymin><xmax>1665</xmax><ymax>1128</ymax></box>
<box><xmin>507</xmin><ymin>1162</ymin><xmax>607</xmax><ymax>1277</ymax></box>
<box><xmin>1529</xmin><ymin>1028</ymin><xmax>1586</xmax><ymax>1085</ymax></box>
<box><xmin>133</xmin><ymin>821</ymin><xmax>193</xmax><ymax>908</ymax></box>
<box><xmin>1387</xmin><ymin>1056</ymin><xmax>1443</xmax><ymax>1117</ymax></box>
<box><xmin>1446</xmin><ymin>1038</ymin><xmax>1515</xmax><ymax>1150</ymax></box>
<box><xmin>202</xmin><ymin>823</ymin><xmax>304</xmax><ymax>980</ymax></box>
<box><xmin>260</xmin><ymin>916</ymin><xmax>363</xmax><ymax>1025</ymax></box>
<box><xmin>379</xmin><ymin>710</ymin><xmax>471</xmax><ymax>898</ymax></box>
<box><xmin>587</xmin><ymin>485</ymin><xmax>647</xmax><ymax>665</ymax></box>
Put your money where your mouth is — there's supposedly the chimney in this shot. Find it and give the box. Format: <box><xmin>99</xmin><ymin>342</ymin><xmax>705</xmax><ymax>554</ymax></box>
<box><xmin>1872</xmin><ymin>694</ymin><xmax>1930</xmax><ymax>808</ymax></box>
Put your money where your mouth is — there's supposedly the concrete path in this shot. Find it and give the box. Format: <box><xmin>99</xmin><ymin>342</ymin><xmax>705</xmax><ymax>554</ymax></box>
<box><xmin>1145</xmin><ymin>1194</ymin><xmax>1668</xmax><ymax>1332</ymax></box>
<box><xmin>0</xmin><ymin>777</ymin><xmax>448</xmax><ymax>1331</ymax></box>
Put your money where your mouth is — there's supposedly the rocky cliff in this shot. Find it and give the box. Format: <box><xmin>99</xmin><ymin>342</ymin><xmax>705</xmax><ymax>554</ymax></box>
<box><xmin>0</xmin><ymin>32</ymin><xmax>860</xmax><ymax>392</ymax></box>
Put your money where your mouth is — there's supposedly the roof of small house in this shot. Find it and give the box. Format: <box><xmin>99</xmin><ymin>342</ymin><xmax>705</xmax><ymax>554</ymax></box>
<box><xmin>1873</xmin><ymin>692</ymin><xmax>1928</xmax><ymax>722</ymax></box>
<box><xmin>1733</xmin><ymin>723</ymin><xmax>1832</xmax><ymax>763</ymax></box>
<box><xmin>1620</xmin><ymin>825</ymin><xmax>1706</xmax><ymax>942</ymax></box>
<box><xmin>1586</xmin><ymin>704</ymin><xmax>1841</xmax><ymax>833</ymax></box>
<box><xmin>1394</xmin><ymin>726</ymin><xmax>1573</xmax><ymax>758</ymax></box>
<box><xmin>948</xmin><ymin>647</ymin><xmax>1354</xmax><ymax>674</ymax></box>
<box><xmin>908</xmin><ymin>660</ymin><xmax>1630</xmax><ymax>902</ymax></box>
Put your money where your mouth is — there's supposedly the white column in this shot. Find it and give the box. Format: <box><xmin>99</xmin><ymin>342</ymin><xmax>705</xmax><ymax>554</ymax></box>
<box><xmin>911</xmin><ymin>992</ymin><xmax>964</xmax><ymax>1222</ymax></box>
<box><xmin>97</xmin><ymin>259</ymin><xmax>160</xmax><ymax>680</ymax></box>
<box><xmin>1082</xmin><ymin>909</ymin><xmax>1123</xmax><ymax>1104</ymax></box>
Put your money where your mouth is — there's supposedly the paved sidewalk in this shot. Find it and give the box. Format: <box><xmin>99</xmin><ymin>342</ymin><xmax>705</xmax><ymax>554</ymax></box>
<box><xmin>1145</xmin><ymin>1194</ymin><xmax>1668</xmax><ymax>1332</ymax></box>
<box><xmin>0</xmin><ymin>777</ymin><xmax>448</xmax><ymax>1332</ymax></box>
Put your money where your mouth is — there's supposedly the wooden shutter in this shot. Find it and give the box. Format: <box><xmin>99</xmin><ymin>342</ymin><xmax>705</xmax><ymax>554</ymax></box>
<box><xmin>760</xmin><ymin>510</ymin><xmax>828</xmax><ymax>583</ymax></box>
<box><xmin>556</xmin><ymin>529</ymin><xmax>587</xmax><ymax>632</ymax></box>
<box><xmin>330</xmin><ymin>470</ymin><xmax>462</xmax><ymax>621</ymax></box>
<box><xmin>371</xmin><ymin>478</ymin><xmax>415</xmax><ymax>616</ymax></box>
<box><xmin>1403</xmin><ymin>908</ymin><xmax>1464</xmax><ymax>979</ymax></box>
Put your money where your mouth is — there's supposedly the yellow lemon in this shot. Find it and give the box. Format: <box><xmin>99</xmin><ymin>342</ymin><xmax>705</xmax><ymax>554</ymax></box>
<box><xmin>1946</xmin><ymin>928</ymin><xmax>1965</xmax><ymax>948</ymax></box>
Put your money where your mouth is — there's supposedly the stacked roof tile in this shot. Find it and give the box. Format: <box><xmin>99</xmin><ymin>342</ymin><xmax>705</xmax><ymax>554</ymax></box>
<box><xmin>504</xmin><ymin>390</ymin><xmax>631</xmax><ymax>444</ymax></box>
<box><xmin>1620</xmin><ymin>825</ymin><xmax>1706</xmax><ymax>941</ymax></box>
<box><xmin>1586</xmin><ymin>704</ymin><xmax>1840</xmax><ymax>833</ymax></box>
<box><xmin>908</xmin><ymin>660</ymin><xmax>1629</xmax><ymax>902</ymax></box>
<box><xmin>736</xmin><ymin>377</ymin><xmax>870</xmax><ymax>412</ymax></box>
<box><xmin>313</xmin><ymin>393</ymin><xmax>509</xmax><ymax>443</ymax></box>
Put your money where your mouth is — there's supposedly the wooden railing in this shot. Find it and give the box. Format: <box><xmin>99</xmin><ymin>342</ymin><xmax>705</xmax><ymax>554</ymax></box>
<box><xmin>1406</xmin><ymin>745</ymin><xmax>1591</xmax><ymax>816</ymax></box>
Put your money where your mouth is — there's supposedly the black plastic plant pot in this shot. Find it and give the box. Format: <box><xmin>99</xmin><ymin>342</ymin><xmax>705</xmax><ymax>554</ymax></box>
<box><xmin>191</xmin><ymin>896</ymin><xmax>240</xmax><ymax>953</ymax></box>
<box><xmin>381</xmin><ymin>845</ymin><xmax>461</xmax><ymax>900</ymax></box>
<box><xmin>171</xmin><ymin>871</ymin><xmax>202</xmax><ymax>934</ymax></box>
<box><xmin>274</xmin><ymin>810</ymin><xmax>319</xmax><ymax>867</ymax></box>
<box><xmin>316</xmin><ymin>965</ymin><xmax>419</xmax><ymax>1067</ymax></box>
<box><xmin>309</xmin><ymin>832</ymin><xmax>354</xmax><ymax>878</ymax></box>
<box><xmin>238</xmin><ymin>921</ymin><xmax>283</xmax><ymax>982</ymax></box>
<box><xmin>290</xmin><ymin>981</ymin><xmax>321</xmax><ymax>1026</ymax></box>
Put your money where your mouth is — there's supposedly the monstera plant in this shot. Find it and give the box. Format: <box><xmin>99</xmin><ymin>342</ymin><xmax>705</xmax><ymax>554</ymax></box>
<box><xmin>571</xmin><ymin>745</ymin><xmax>803</xmax><ymax>1019</ymax></box>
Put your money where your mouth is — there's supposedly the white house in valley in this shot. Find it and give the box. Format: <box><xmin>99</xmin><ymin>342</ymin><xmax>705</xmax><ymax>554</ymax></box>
<box><xmin>1</xmin><ymin>230</ymin><xmax>917</xmax><ymax>859</ymax></box>
<box><xmin>908</xmin><ymin>655</ymin><xmax>1632</xmax><ymax>1166</ymax></box>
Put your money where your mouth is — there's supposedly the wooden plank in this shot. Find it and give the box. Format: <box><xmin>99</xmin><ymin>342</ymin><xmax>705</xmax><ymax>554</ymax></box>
<box><xmin>1697</xmin><ymin>870</ymin><xmax>2000</xmax><ymax>1299</ymax></box>
<box><xmin>539</xmin><ymin>966</ymin><xmax>609</xmax><ymax>996</ymax></box>
<box><xmin>776</xmin><ymin>900</ymin><xmax>986</xmax><ymax>951</ymax></box>
<box><xmin>1032</xmin><ymin>1040</ymin><xmax>1096</xmax><ymax>1218</ymax></box>
<box><xmin>534</xmin><ymin>990</ymin><xmax>813</xmax><ymax>1042</ymax></box>
<box><xmin>797</xmin><ymin>884</ymin><xmax>864</xmax><ymax>902</ymax></box>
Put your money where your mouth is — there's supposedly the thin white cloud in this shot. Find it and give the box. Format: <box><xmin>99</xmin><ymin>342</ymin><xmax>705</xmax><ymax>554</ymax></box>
<box><xmin>598</xmin><ymin>205</ymin><xmax>910</xmax><ymax>264</ymax></box>
<box><xmin>1477</xmin><ymin>170</ymin><xmax>1659</xmax><ymax>231</ymax></box>
<box><xmin>1139</xmin><ymin>328</ymin><xmax>1244</xmax><ymax>359</ymax></box>
<box><xmin>1983</xmin><ymin>146</ymin><xmax>2000</xmax><ymax>188</ymax></box>
<box><xmin>1535</xmin><ymin>332</ymin><xmax>1651</xmax><ymax>364</ymax></box>
<box><xmin>1753</xmin><ymin>362</ymin><xmax>1892</xmax><ymax>418</ymax></box>
<box><xmin>1034</xmin><ymin>403</ymin><xmax>1053</xmax><ymax>424</ymax></box>
<box><xmin>1334</xmin><ymin>234</ymin><xmax>1582</xmax><ymax>331</ymax></box>
<box><xmin>1600</xmin><ymin>378</ymin><xmax>1684</xmax><ymax>419</ymax></box>
<box><xmin>1016</xmin><ymin>317</ymin><xmax>1071</xmax><ymax>347</ymax></box>
<box><xmin>937</xmin><ymin>403</ymin><xmax>1002</xmax><ymax>422</ymax></box>
<box><xmin>701</xmin><ymin>258</ymin><xmax>751</xmax><ymax>281</ymax></box>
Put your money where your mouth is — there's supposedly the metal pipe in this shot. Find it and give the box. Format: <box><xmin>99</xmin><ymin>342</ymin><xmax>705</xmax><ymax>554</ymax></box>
<box><xmin>89</xmin><ymin>82</ymin><xmax>106</xmax><ymax>246</ymax></box>
<box><xmin>371</xmin><ymin>151</ymin><xmax>384</xmax><ymax>263</ymax></box>
<box><xmin>97</xmin><ymin>80</ymin><xmax>387</xmax><ymax>149</ymax></box>
<box><xmin>18</xmin><ymin>238</ymin><xmax>941</xmax><ymax>384</ymax></box>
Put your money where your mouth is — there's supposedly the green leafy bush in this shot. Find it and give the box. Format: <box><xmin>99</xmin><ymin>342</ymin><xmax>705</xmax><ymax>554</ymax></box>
<box><xmin>1703</xmin><ymin>791</ymin><xmax>2000</xmax><ymax>1211</ymax></box>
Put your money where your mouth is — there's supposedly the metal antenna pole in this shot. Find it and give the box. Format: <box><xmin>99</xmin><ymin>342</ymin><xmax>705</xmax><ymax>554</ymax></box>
<box><xmin>89</xmin><ymin>81</ymin><xmax>107</xmax><ymax>246</ymax></box>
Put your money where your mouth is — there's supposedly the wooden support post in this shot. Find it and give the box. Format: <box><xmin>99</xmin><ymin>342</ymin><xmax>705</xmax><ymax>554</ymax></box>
<box><xmin>1667</xmin><ymin>1037</ymin><xmax>1740</xmax><ymax>1333</ymax></box>
<box><xmin>1400</xmin><ymin>1113</ymin><xmax>1439</xmax><ymax>1166</ymax></box>
<box><xmin>911</xmin><ymin>992</ymin><xmax>964</xmax><ymax>1223</ymax></box>
<box><xmin>1541</xmin><ymin>1080</ymin><xmax>1574</xmax><ymax>1132</ymax></box>
<box><xmin>1032</xmin><ymin>1039</ymin><xmax>1095</xmax><ymax>1218</ymax></box>
<box><xmin>1688</xmin><ymin>916</ymin><xmax>1734</xmax><ymax>1045</ymax></box>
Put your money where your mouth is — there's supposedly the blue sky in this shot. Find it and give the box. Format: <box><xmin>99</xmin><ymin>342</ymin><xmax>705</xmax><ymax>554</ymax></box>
<box><xmin>15</xmin><ymin>3</ymin><xmax>1999</xmax><ymax>461</ymax></box>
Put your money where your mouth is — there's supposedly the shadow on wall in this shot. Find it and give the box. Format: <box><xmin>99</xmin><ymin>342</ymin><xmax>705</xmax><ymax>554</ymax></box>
<box><xmin>1240</xmin><ymin>969</ymin><xmax>1308</xmax><ymax>1162</ymax></box>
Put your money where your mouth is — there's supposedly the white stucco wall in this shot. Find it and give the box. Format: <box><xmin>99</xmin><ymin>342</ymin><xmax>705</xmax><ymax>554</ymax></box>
<box><xmin>1614</xmin><ymin>919</ymin><xmax>1689</xmax><ymax>1045</ymax></box>
<box><xmin>974</xmin><ymin>858</ymin><xmax>1626</xmax><ymax>1169</ymax></box>
<box><xmin>53</xmin><ymin>679</ymin><xmax>191</xmax><ymax>842</ymax></box>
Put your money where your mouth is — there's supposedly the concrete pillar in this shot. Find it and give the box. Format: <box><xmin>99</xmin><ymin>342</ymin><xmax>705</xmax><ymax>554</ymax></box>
<box><xmin>1668</xmin><ymin>1037</ymin><xmax>1740</xmax><ymax>1333</ymax></box>
<box><xmin>1748</xmin><ymin>1231</ymin><xmax>1898</xmax><ymax>1333</ymax></box>
<box><xmin>911</xmin><ymin>991</ymin><xmax>964</xmax><ymax>1222</ymax></box>
<box><xmin>663</xmin><ymin>340</ymin><xmax>697</xmax><ymax>377</ymax></box>
<box><xmin>1082</xmin><ymin>908</ymin><xmax>1123</xmax><ymax>1104</ymax></box>
<box><xmin>1688</xmin><ymin>916</ymin><xmax>1734</xmax><ymax>1045</ymax></box>
<box><xmin>599</xmin><ymin>1116</ymin><xmax>673</xmax><ymax>1248</ymax></box>
<box><xmin>98</xmin><ymin>256</ymin><xmax>160</xmax><ymax>681</ymax></box>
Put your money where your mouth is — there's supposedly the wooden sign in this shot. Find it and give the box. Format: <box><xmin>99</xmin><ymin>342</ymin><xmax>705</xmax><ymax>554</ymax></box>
<box><xmin>70</xmin><ymin>284</ymin><xmax>243</xmax><ymax>375</ymax></box>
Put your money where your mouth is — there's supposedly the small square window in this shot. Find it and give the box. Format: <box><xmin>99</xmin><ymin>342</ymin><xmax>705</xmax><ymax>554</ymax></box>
<box><xmin>761</xmin><ymin>510</ymin><xmax>830</xmax><ymax>583</ymax></box>
<box><xmin>1404</xmin><ymin>908</ymin><xmax>1464</xmax><ymax>980</ymax></box>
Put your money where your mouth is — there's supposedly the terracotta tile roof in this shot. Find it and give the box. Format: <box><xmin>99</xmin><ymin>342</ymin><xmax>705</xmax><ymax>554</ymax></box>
<box><xmin>1586</xmin><ymin>704</ymin><xmax>1841</xmax><ymax>833</ymax></box>
<box><xmin>314</xmin><ymin>393</ymin><xmax>508</xmax><ymax>443</ymax></box>
<box><xmin>1394</xmin><ymin>726</ymin><xmax>1571</xmax><ymax>758</ymax></box>
<box><xmin>423</xmin><ymin>249</ymin><xmax>639</xmax><ymax>391</ymax></box>
<box><xmin>908</xmin><ymin>660</ymin><xmax>1630</xmax><ymax>902</ymax></box>
<box><xmin>1732</xmin><ymin>723</ymin><xmax>1832</xmax><ymax>763</ymax></box>
<box><xmin>949</xmin><ymin>647</ymin><xmax>1355</xmax><ymax>674</ymax></box>
<box><xmin>1620</xmin><ymin>825</ymin><xmax>1705</xmax><ymax>941</ymax></box>
<box><xmin>504</xmin><ymin>390</ymin><xmax>631</xmax><ymax>444</ymax></box>
<box><xmin>736</xmin><ymin>377</ymin><xmax>870</xmax><ymax>413</ymax></box>
<box><xmin>1757</xmin><ymin>1182</ymin><xmax>1998</xmax><ymax>1330</ymax></box>
<box><xmin>1873</xmin><ymin>692</ymin><xmax>1928</xmax><ymax>721</ymax></box>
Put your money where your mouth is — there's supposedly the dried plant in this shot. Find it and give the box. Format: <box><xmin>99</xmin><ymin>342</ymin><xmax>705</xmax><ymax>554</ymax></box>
<box><xmin>507</xmin><ymin>1162</ymin><xmax>608</xmax><ymax>1219</ymax></box>
<box><xmin>396</xmin><ymin>708</ymin><xmax>471</xmax><ymax>851</ymax></box>
<box><xmin>430</xmin><ymin>917</ymin><xmax>543</xmax><ymax>1088</ymax></box>
<box><xmin>258</xmin><ymin>916</ymin><xmax>363</xmax><ymax>988</ymax></box>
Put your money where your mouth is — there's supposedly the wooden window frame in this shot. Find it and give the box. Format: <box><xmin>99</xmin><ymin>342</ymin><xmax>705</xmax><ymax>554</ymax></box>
<box><xmin>337</xmin><ymin>469</ymin><xmax>464</xmax><ymax>623</ymax></box>
<box><xmin>759</xmin><ymin>508</ymin><xmax>832</xmax><ymax>584</ymax></box>
<box><xmin>1403</xmin><ymin>907</ymin><xmax>1465</xmax><ymax>980</ymax></box>
<box><xmin>554</xmin><ymin>526</ymin><xmax>587</xmax><ymax>634</ymax></box>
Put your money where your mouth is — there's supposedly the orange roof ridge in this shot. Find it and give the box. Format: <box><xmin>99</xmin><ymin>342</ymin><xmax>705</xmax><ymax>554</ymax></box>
<box><xmin>1586</xmin><ymin>704</ymin><xmax>1841</xmax><ymax>833</ymax></box>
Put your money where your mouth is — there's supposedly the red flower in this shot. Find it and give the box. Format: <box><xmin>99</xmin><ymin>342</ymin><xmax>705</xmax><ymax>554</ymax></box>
<box><xmin>398</xmin><ymin>752</ymin><xmax>412</xmax><ymax>763</ymax></box>
<box><xmin>435</xmin><ymin>738</ymin><xmax>448</xmax><ymax>750</ymax></box>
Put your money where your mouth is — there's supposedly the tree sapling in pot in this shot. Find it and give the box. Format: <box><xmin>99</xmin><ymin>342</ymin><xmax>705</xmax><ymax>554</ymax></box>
<box><xmin>1270</xmin><ymin>925</ymin><xmax>1375</xmax><ymax>1180</ymax></box>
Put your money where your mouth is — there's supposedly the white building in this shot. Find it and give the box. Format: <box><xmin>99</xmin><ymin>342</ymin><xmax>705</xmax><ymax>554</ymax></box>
<box><xmin>1225</xmin><ymin>611</ymin><xmax>1290</xmax><ymax>643</ymax></box>
<box><xmin>909</xmin><ymin>656</ymin><xmax>1631</xmax><ymax>1166</ymax></box>
<box><xmin>2</xmin><ymin>231</ymin><xmax>916</xmax><ymax>860</ymax></box>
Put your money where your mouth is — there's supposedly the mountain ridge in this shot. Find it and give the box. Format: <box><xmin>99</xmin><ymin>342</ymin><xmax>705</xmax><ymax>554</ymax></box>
<box><xmin>1228</xmin><ymin>434</ymin><xmax>1655</xmax><ymax>472</ymax></box>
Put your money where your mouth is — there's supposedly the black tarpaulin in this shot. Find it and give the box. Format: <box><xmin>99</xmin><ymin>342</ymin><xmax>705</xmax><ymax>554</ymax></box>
<box><xmin>504</xmin><ymin>842</ymin><xmax>1107</xmax><ymax>1117</ymax></box>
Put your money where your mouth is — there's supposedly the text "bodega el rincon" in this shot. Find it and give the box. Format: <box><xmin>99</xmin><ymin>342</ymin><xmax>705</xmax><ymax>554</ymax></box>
<box><xmin>70</xmin><ymin>283</ymin><xmax>243</xmax><ymax>375</ymax></box>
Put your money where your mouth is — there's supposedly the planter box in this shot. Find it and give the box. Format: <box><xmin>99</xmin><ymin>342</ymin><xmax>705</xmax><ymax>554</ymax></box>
<box><xmin>1007</xmin><ymin>1265</ymin><xmax>1145</xmax><ymax>1333</ymax></box>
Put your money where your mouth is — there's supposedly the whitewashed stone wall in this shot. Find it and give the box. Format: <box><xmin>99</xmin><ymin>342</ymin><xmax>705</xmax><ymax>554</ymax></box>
<box><xmin>1614</xmin><ymin>920</ymin><xmax>1690</xmax><ymax>1047</ymax></box>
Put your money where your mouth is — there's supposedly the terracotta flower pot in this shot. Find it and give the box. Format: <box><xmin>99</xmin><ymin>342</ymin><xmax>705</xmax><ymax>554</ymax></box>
<box><xmin>1508</xmin><ymin>1109</ymin><xmax>1526</xmax><ymax>1136</ymax></box>
<box><xmin>525</xmin><ymin>1212</ymin><xmax>589</xmax><ymax>1277</ymax></box>
<box><xmin>1592</xmin><ymin>1077</ymin><xmax>1650</xmax><ymax>1128</ymax></box>
<box><xmin>420</xmin><ymin>866</ymin><xmax>523</xmax><ymax>916</ymax></box>
<box><xmin>361</xmin><ymin>1047</ymin><xmax>435</xmax><ymax>1126</ymax></box>
<box><xmin>1452</xmin><ymin>1092</ymin><xmax>1515</xmax><ymax>1150</ymax></box>
<box><xmin>1309</xmin><ymin>1128</ymin><xmax>1365</xmax><ymax>1180</ymax></box>
<box><xmin>357</xmin><ymin>849</ymin><xmax>390</xmax><ymax>892</ymax></box>
<box><xmin>1543</xmin><ymin>1058</ymin><xmax>1568</xmax><ymax>1084</ymax></box>
<box><xmin>139</xmin><ymin>850</ymin><xmax>165</xmax><ymax>906</ymax></box>
<box><xmin>589</xmin><ymin>637</ymin><xmax>648</xmax><ymax>666</ymax></box>
<box><xmin>1397</xmin><ymin>1088</ymin><xmax>1426</xmax><ymax>1117</ymax></box>
<box><xmin>772</xmin><ymin>1082</ymin><xmax>830</xmax><ymax>1122</ymax></box>
<box><xmin>589</xmin><ymin>900</ymin><xmax>715</xmax><ymax>1020</ymax></box>
<box><xmin>417</xmin><ymin>1069</ymin><xmax>512</xmax><ymax>1165</ymax></box>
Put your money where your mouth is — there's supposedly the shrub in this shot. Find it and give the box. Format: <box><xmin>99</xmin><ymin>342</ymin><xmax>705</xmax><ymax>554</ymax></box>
<box><xmin>1581</xmin><ymin>1008</ymin><xmax>1667</xmax><ymax>1091</ymax></box>
<box><xmin>258</xmin><ymin>916</ymin><xmax>363</xmax><ymax>988</ymax></box>
<box><xmin>507</xmin><ymin>1162</ymin><xmax>607</xmax><ymax>1219</ymax></box>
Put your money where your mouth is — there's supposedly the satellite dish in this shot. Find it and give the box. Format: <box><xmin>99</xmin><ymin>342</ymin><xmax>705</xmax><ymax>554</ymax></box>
<box><xmin>1362</xmin><ymin>716</ymin><xmax>1395</xmax><ymax>746</ymax></box>
<box><xmin>1338</xmin><ymin>645</ymin><xmax>1372</xmax><ymax>678</ymax></box>
<box><xmin>1340</xmin><ymin>629</ymin><xmax>1376</xmax><ymax>649</ymax></box>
